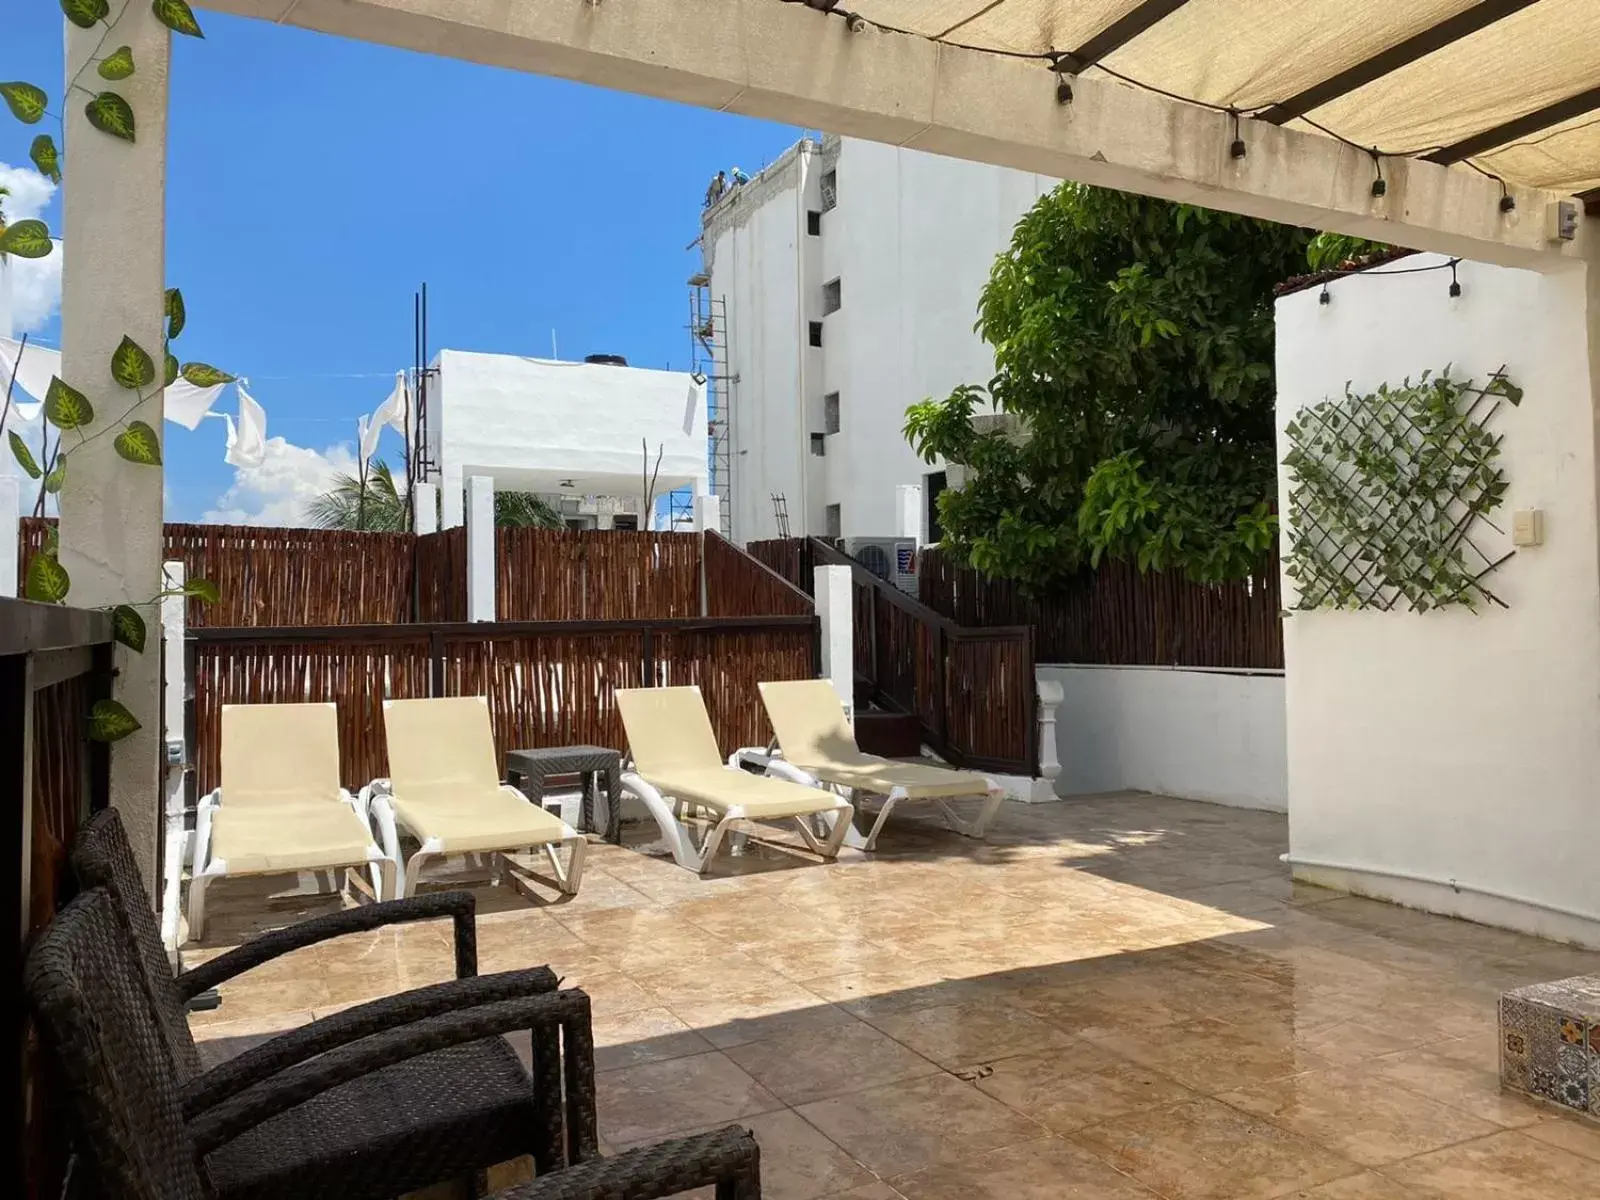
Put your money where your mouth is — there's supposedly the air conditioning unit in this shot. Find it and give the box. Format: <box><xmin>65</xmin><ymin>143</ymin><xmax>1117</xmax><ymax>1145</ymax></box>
<box><xmin>840</xmin><ymin>536</ymin><xmax>918</xmax><ymax>595</ymax></box>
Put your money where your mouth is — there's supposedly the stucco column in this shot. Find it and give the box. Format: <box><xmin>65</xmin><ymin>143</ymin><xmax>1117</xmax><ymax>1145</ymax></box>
<box><xmin>60</xmin><ymin>10</ymin><xmax>170</xmax><ymax>888</ymax></box>
<box><xmin>1035</xmin><ymin>675</ymin><xmax>1063</xmax><ymax>797</ymax></box>
<box><xmin>466</xmin><ymin>474</ymin><xmax>495</xmax><ymax>621</ymax></box>
<box><xmin>895</xmin><ymin>484</ymin><xmax>923</xmax><ymax>544</ymax></box>
<box><xmin>693</xmin><ymin>494</ymin><xmax>723</xmax><ymax>533</ymax></box>
<box><xmin>815</xmin><ymin>564</ymin><xmax>853</xmax><ymax>719</ymax></box>
<box><xmin>0</xmin><ymin>476</ymin><xmax>18</xmax><ymax>597</ymax></box>
<box><xmin>412</xmin><ymin>481</ymin><xmax>438</xmax><ymax>534</ymax></box>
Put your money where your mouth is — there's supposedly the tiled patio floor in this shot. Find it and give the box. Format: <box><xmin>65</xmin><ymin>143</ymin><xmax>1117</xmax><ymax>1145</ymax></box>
<box><xmin>188</xmin><ymin>793</ymin><xmax>1600</xmax><ymax>1199</ymax></box>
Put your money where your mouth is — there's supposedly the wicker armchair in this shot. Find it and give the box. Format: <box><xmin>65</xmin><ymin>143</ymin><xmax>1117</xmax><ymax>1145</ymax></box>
<box><xmin>26</xmin><ymin>889</ymin><xmax>762</xmax><ymax>1200</ymax></box>
<box><xmin>69</xmin><ymin>809</ymin><xmax>546</xmax><ymax>1198</ymax></box>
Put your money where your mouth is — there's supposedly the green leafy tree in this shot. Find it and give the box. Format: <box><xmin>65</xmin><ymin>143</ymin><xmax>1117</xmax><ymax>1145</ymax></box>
<box><xmin>904</xmin><ymin>184</ymin><xmax>1317</xmax><ymax>590</ymax></box>
<box><xmin>308</xmin><ymin>460</ymin><xmax>564</xmax><ymax>531</ymax></box>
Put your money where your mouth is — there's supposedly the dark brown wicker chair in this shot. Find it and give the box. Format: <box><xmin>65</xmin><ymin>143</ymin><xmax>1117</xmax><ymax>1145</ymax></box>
<box><xmin>26</xmin><ymin>888</ymin><xmax>763</xmax><ymax>1200</ymax></box>
<box><xmin>69</xmin><ymin>809</ymin><xmax>550</xmax><ymax>1198</ymax></box>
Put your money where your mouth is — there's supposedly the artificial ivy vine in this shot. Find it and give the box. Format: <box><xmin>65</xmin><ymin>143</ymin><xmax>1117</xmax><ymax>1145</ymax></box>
<box><xmin>1</xmin><ymin>0</ymin><xmax>223</xmax><ymax>741</ymax></box>
<box><xmin>1282</xmin><ymin>367</ymin><xmax>1522</xmax><ymax>613</ymax></box>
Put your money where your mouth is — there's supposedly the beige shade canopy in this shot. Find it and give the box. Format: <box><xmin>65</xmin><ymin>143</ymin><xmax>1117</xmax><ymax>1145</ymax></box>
<box><xmin>824</xmin><ymin>0</ymin><xmax>1600</xmax><ymax>197</ymax></box>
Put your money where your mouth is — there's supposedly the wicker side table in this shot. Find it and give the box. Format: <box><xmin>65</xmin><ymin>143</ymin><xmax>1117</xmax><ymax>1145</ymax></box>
<box><xmin>506</xmin><ymin>746</ymin><xmax>623</xmax><ymax>845</ymax></box>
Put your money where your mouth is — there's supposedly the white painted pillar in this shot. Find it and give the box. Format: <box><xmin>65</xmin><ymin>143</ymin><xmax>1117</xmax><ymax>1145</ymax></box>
<box><xmin>466</xmin><ymin>474</ymin><xmax>495</xmax><ymax>621</ymax></box>
<box><xmin>0</xmin><ymin>476</ymin><xmax>18</xmax><ymax>597</ymax></box>
<box><xmin>413</xmin><ymin>481</ymin><xmax>439</xmax><ymax>534</ymax></box>
<box><xmin>441</xmin><ymin>473</ymin><xmax>464</xmax><ymax>528</ymax></box>
<box><xmin>1035</xmin><ymin>674</ymin><xmax>1064</xmax><ymax>800</ymax></box>
<box><xmin>815</xmin><ymin>564</ymin><xmax>853</xmax><ymax>720</ymax></box>
<box><xmin>896</xmin><ymin>483</ymin><xmax>923</xmax><ymax>545</ymax></box>
<box><xmin>693</xmin><ymin>494</ymin><xmax>723</xmax><ymax>533</ymax></box>
<box><xmin>159</xmin><ymin>561</ymin><xmax>186</xmax><ymax>951</ymax></box>
<box><xmin>60</xmin><ymin>8</ymin><xmax>170</xmax><ymax>891</ymax></box>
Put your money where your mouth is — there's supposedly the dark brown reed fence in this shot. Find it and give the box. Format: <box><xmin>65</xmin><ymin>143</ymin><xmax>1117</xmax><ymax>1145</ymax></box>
<box><xmin>189</xmin><ymin>616</ymin><xmax>819</xmax><ymax>789</ymax></box>
<box><xmin>744</xmin><ymin>536</ymin><xmax>814</xmax><ymax>592</ymax></box>
<box><xmin>919</xmin><ymin>547</ymin><xmax>1284</xmax><ymax>669</ymax></box>
<box><xmin>415</xmin><ymin>527</ymin><xmax>467</xmax><ymax>622</ymax></box>
<box><xmin>704</xmin><ymin>531</ymin><xmax>813</xmax><ymax>617</ymax></box>
<box><xmin>189</xmin><ymin>631</ymin><xmax>433</xmax><ymax>793</ymax></box>
<box><xmin>497</xmin><ymin>529</ymin><xmax>703</xmax><ymax>620</ymax></box>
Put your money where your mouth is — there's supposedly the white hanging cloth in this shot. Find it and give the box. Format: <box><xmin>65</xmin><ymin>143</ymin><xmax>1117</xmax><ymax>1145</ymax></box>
<box><xmin>165</xmin><ymin>378</ymin><xmax>227</xmax><ymax>431</ymax></box>
<box><xmin>358</xmin><ymin>412</ymin><xmax>381</xmax><ymax>464</ymax></box>
<box><xmin>223</xmin><ymin>384</ymin><xmax>267</xmax><ymax>469</ymax></box>
<box><xmin>371</xmin><ymin>371</ymin><xmax>409</xmax><ymax>437</ymax></box>
<box><xmin>0</xmin><ymin>335</ymin><xmax>60</xmax><ymax>423</ymax></box>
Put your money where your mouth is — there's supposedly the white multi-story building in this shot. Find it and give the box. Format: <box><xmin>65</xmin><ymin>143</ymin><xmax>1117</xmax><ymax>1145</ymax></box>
<box><xmin>700</xmin><ymin>134</ymin><xmax>1055</xmax><ymax>544</ymax></box>
<box><xmin>421</xmin><ymin>350</ymin><xmax>709</xmax><ymax>530</ymax></box>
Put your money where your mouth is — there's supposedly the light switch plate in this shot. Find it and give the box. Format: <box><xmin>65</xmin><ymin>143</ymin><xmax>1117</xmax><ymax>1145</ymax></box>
<box><xmin>1512</xmin><ymin>509</ymin><xmax>1545</xmax><ymax>547</ymax></box>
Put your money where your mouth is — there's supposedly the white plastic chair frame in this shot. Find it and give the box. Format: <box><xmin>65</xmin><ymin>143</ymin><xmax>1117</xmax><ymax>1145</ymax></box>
<box><xmin>360</xmin><ymin>779</ymin><xmax>587</xmax><ymax>900</ymax></box>
<box><xmin>188</xmin><ymin>787</ymin><xmax>397</xmax><ymax>940</ymax></box>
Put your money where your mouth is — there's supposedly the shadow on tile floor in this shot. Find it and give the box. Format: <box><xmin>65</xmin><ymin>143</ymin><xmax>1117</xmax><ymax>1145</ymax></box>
<box><xmin>187</xmin><ymin>793</ymin><xmax>1600</xmax><ymax>1199</ymax></box>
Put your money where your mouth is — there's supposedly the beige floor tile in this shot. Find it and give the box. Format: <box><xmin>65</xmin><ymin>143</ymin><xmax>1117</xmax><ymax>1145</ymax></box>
<box><xmin>1218</xmin><ymin>1064</ymin><xmax>1500</xmax><ymax>1166</ymax></box>
<box><xmin>974</xmin><ymin>1042</ymin><xmax>1200</xmax><ymax>1133</ymax></box>
<box><xmin>596</xmin><ymin>1050</ymin><xmax>783</xmax><ymax>1144</ymax></box>
<box><xmin>797</xmin><ymin>1072</ymin><xmax>1046</xmax><ymax>1179</ymax></box>
<box><xmin>1521</xmin><ymin>1113</ymin><xmax>1600</xmax><ymax>1164</ymax></box>
<box><xmin>1283</xmin><ymin>1172</ymin><xmax>1416</xmax><ymax>1199</ymax></box>
<box><xmin>1363</xmin><ymin>1045</ymin><xmax>1546</xmax><ymax>1128</ymax></box>
<box><xmin>1382</xmin><ymin>1130</ymin><xmax>1600</xmax><ymax>1199</ymax></box>
<box><xmin>723</xmin><ymin>1016</ymin><xmax>941</xmax><ymax>1104</ymax></box>
<box><xmin>1089</xmin><ymin>1016</ymin><xmax>1333</xmax><ymax>1095</ymax></box>
<box><xmin>891</xmin><ymin>1135</ymin><xmax>1160</xmax><ymax>1198</ymax></box>
<box><xmin>591</xmin><ymin>1006</ymin><xmax>714</xmax><ymax>1073</ymax></box>
<box><xmin>1071</xmin><ymin>1097</ymin><xmax>1360</xmax><ymax>1200</ymax></box>
<box><xmin>861</xmin><ymin>1000</ymin><xmax>1075</xmax><ymax>1072</ymax></box>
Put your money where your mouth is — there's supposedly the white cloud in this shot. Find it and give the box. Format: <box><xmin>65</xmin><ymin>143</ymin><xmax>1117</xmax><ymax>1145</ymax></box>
<box><xmin>203</xmin><ymin>437</ymin><xmax>358</xmax><ymax>526</ymax></box>
<box><xmin>0</xmin><ymin>162</ymin><xmax>63</xmax><ymax>335</ymax></box>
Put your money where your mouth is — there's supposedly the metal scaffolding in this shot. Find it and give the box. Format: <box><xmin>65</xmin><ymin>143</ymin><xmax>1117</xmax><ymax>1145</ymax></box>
<box><xmin>688</xmin><ymin>273</ymin><xmax>734</xmax><ymax>537</ymax></box>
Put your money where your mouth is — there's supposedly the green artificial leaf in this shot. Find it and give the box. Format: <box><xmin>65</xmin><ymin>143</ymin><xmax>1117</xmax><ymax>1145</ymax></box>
<box><xmin>44</xmin><ymin>454</ymin><xmax>66</xmax><ymax>494</ymax></box>
<box><xmin>29</xmin><ymin>134</ymin><xmax>61</xmax><ymax>183</ymax></box>
<box><xmin>152</xmin><ymin>0</ymin><xmax>204</xmax><ymax>37</ymax></box>
<box><xmin>111</xmin><ymin>335</ymin><xmax>157</xmax><ymax>389</ymax></box>
<box><xmin>113</xmin><ymin>420</ymin><xmax>162</xmax><ymax>466</ymax></box>
<box><xmin>84</xmin><ymin>91</ymin><xmax>135</xmax><ymax>142</ymax></box>
<box><xmin>89</xmin><ymin>699</ymin><xmax>141</xmax><ymax>743</ymax></box>
<box><xmin>8</xmin><ymin>430</ymin><xmax>41</xmax><ymax>478</ymax></box>
<box><xmin>0</xmin><ymin>219</ymin><xmax>53</xmax><ymax>258</ymax></box>
<box><xmin>165</xmin><ymin>287</ymin><xmax>186</xmax><ymax>339</ymax></box>
<box><xmin>181</xmin><ymin>362</ymin><xmax>234</xmax><ymax>387</ymax></box>
<box><xmin>111</xmin><ymin>604</ymin><xmax>146</xmax><ymax>652</ymax></box>
<box><xmin>44</xmin><ymin>376</ymin><xmax>94</xmax><ymax>429</ymax></box>
<box><xmin>1486</xmin><ymin>374</ymin><xmax>1524</xmax><ymax>407</ymax></box>
<box><xmin>61</xmin><ymin>0</ymin><xmax>109</xmax><ymax>28</ymax></box>
<box><xmin>0</xmin><ymin>81</ymin><xmax>49</xmax><ymax>124</ymax></box>
<box><xmin>185</xmin><ymin>577</ymin><xmax>220</xmax><ymax>604</ymax></box>
<box><xmin>164</xmin><ymin>349</ymin><xmax>179</xmax><ymax>387</ymax></box>
<box><xmin>97</xmin><ymin>45</ymin><xmax>136</xmax><ymax>81</ymax></box>
<box><xmin>25</xmin><ymin>551</ymin><xmax>70</xmax><ymax>603</ymax></box>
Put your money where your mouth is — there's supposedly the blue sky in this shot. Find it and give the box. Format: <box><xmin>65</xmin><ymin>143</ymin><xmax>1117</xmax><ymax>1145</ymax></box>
<box><xmin>2</xmin><ymin>11</ymin><xmax>802</xmax><ymax>521</ymax></box>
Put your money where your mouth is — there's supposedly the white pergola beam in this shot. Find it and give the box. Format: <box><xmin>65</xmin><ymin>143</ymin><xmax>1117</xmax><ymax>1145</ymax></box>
<box><xmin>198</xmin><ymin>0</ymin><xmax>1591</xmax><ymax>270</ymax></box>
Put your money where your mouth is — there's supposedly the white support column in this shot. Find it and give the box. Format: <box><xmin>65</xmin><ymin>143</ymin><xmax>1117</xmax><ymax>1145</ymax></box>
<box><xmin>441</xmin><ymin>473</ymin><xmax>464</xmax><ymax>528</ymax></box>
<box><xmin>466</xmin><ymin>474</ymin><xmax>495</xmax><ymax>621</ymax></box>
<box><xmin>693</xmin><ymin>494</ymin><xmax>724</xmax><ymax>534</ymax></box>
<box><xmin>1034</xmin><ymin>674</ymin><xmax>1063</xmax><ymax>801</ymax></box>
<box><xmin>159</xmin><ymin>561</ymin><xmax>187</xmax><ymax>952</ymax></box>
<box><xmin>0</xmin><ymin>476</ymin><xmax>18</xmax><ymax>597</ymax></box>
<box><xmin>60</xmin><ymin>7</ymin><xmax>170</xmax><ymax>892</ymax></box>
<box><xmin>895</xmin><ymin>483</ymin><xmax>923</xmax><ymax>546</ymax></box>
<box><xmin>815</xmin><ymin>564</ymin><xmax>853</xmax><ymax>720</ymax></box>
<box><xmin>413</xmin><ymin>481</ymin><xmax>439</xmax><ymax>535</ymax></box>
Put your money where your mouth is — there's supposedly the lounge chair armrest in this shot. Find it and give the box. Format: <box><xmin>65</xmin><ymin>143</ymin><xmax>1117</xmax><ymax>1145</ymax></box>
<box><xmin>189</xmin><ymin>987</ymin><xmax>595</xmax><ymax>1159</ymax></box>
<box><xmin>176</xmin><ymin>890</ymin><xmax>478</xmax><ymax>1000</ymax></box>
<box><xmin>497</xmin><ymin>1125</ymin><xmax>760</xmax><ymax>1200</ymax></box>
<box><xmin>182</xmin><ymin>965</ymin><xmax>561</xmax><ymax>1119</ymax></box>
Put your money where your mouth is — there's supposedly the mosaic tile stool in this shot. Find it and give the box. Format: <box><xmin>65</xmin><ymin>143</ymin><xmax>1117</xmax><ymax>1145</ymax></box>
<box><xmin>1500</xmin><ymin>974</ymin><xmax>1600</xmax><ymax>1119</ymax></box>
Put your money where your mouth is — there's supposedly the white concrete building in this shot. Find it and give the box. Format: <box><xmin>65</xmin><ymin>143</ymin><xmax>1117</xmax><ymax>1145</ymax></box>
<box><xmin>701</xmin><ymin>135</ymin><xmax>1055</xmax><ymax>544</ymax></box>
<box><xmin>422</xmin><ymin>349</ymin><xmax>709</xmax><ymax>530</ymax></box>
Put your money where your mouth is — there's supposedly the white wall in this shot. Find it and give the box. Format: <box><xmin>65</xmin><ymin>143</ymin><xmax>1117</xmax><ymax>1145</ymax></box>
<box><xmin>1044</xmin><ymin>665</ymin><xmax>1288</xmax><ymax>811</ymax></box>
<box><xmin>433</xmin><ymin>350</ymin><xmax>707</xmax><ymax>526</ymax></box>
<box><xmin>1277</xmin><ymin>253</ymin><xmax>1600</xmax><ymax>947</ymax></box>
<box><xmin>706</xmin><ymin>135</ymin><xmax>1054</xmax><ymax>543</ymax></box>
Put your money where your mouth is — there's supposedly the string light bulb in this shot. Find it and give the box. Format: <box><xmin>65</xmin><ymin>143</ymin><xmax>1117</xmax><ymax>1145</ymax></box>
<box><xmin>1499</xmin><ymin>183</ymin><xmax>1516</xmax><ymax>214</ymax></box>
<box><xmin>1229</xmin><ymin>111</ymin><xmax>1246</xmax><ymax>160</ymax></box>
<box><xmin>1319</xmin><ymin>285</ymin><xmax>1332</xmax><ymax>306</ymax></box>
<box><xmin>1448</xmin><ymin>261</ymin><xmax>1462</xmax><ymax>304</ymax></box>
<box><xmin>846</xmin><ymin>11</ymin><xmax>867</xmax><ymax>33</ymax></box>
<box><xmin>1369</xmin><ymin>149</ymin><xmax>1385</xmax><ymax>198</ymax></box>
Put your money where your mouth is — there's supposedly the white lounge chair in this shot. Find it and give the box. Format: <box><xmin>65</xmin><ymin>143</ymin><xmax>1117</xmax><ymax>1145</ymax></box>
<box><xmin>758</xmin><ymin>678</ymin><xmax>1005</xmax><ymax>851</ymax></box>
<box><xmin>365</xmin><ymin>696</ymin><xmax>587</xmax><ymax>899</ymax></box>
<box><xmin>188</xmin><ymin>703</ymin><xmax>396</xmax><ymax>940</ymax></box>
<box><xmin>615</xmin><ymin>685</ymin><xmax>855</xmax><ymax>873</ymax></box>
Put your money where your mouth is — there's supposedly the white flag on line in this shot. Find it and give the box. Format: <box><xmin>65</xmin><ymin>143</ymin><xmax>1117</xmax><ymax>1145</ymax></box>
<box><xmin>372</xmin><ymin>371</ymin><xmax>409</xmax><ymax>437</ymax></box>
<box><xmin>223</xmin><ymin>384</ymin><xmax>267</xmax><ymax>469</ymax></box>
<box><xmin>165</xmin><ymin>379</ymin><xmax>227</xmax><ymax>430</ymax></box>
<box><xmin>0</xmin><ymin>335</ymin><xmax>59</xmax><ymax>423</ymax></box>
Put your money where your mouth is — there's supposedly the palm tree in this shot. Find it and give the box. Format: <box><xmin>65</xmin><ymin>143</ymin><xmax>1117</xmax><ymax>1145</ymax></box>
<box><xmin>307</xmin><ymin>459</ymin><xmax>566</xmax><ymax>531</ymax></box>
